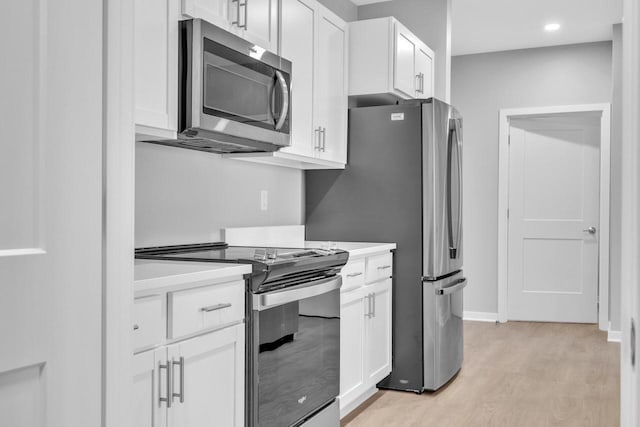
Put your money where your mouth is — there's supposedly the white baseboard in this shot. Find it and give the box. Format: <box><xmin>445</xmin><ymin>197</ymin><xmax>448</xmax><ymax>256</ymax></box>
<box><xmin>608</xmin><ymin>329</ymin><xmax>622</xmax><ymax>343</ymax></box>
<box><xmin>463</xmin><ymin>311</ymin><xmax>499</xmax><ymax>323</ymax></box>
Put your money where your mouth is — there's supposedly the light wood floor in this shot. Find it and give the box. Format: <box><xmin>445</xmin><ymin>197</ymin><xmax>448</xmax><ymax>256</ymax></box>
<box><xmin>342</xmin><ymin>321</ymin><xmax>620</xmax><ymax>427</ymax></box>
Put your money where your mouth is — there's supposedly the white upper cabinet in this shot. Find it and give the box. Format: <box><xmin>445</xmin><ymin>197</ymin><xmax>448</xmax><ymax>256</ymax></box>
<box><xmin>314</xmin><ymin>8</ymin><xmax>348</xmax><ymax>164</ymax></box>
<box><xmin>183</xmin><ymin>0</ymin><xmax>278</xmax><ymax>51</ymax></box>
<box><xmin>226</xmin><ymin>0</ymin><xmax>349</xmax><ymax>169</ymax></box>
<box><xmin>278</xmin><ymin>0</ymin><xmax>317</xmax><ymax>158</ymax></box>
<box><xmin>134</xmin><ymin>0</ymin><xmax>180</xmax><ymax>140</ymax></box>
<box><xmin>349</xmin><ymin>17</ymin><xmax>435</xmax><ymax>103</ymax></box>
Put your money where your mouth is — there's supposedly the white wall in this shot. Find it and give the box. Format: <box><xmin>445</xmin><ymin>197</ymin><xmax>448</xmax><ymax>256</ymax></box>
<box><xmin>357</xmin><ymin>0</ymin><xmax>451</xmax><ymax>101</ymax></box>
<box><xmin>135</xmin><ymin>143</ymin><xmax>304</xmax><ymax>246</ymax></box>
<box><xmin>451</xmin><ymin>41</ymin><xmax>614</xmax><ymax>315</ymax></box>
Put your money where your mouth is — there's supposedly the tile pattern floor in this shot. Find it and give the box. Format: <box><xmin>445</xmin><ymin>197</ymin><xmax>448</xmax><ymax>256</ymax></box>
<box><xmin>342</xmin><ymin>321</ymin><xmax>620</xmax><ymax>427</ymax></box>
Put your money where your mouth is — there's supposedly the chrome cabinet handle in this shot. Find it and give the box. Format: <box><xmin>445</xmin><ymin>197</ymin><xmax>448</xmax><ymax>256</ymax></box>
<box><xmin>243</xmin><ymin>0</ymin><xmax>249</xmax><ymax>30</ymax></box>
<box><xmin>314</xmin><ymin>127</ymin><xmax>321</xmax><ymax>150</ymax></box>
<box><xmin>320</xmin><ymin>127</ymin><xmax>327</xmax><ymax>153</ymax></box>
<box><xmin>346</xmin><ymin>272</ymin><xmax>363</xmax><ymax>278</ymax></box>
<box><xmin>172</xmin><ymin>357</ymin><xmax>185</xmax><ymax>403</ymax></box>
<box><xmin>583</xmin><ymin>226</ymin><xmax>597</xmax><ymax>234</ymax></box>
<box><xmin>200</xmin><ymin>303</ymin><xmax>232</xmax><ymax>312</ymax></box>
<box><xmin>231</xmin><ymin>0</ymin><xmax>241</xmax><ymax>26</ymax></box>
<box><xmin>377</xmin><ymin>265</ymin><xmax>391</xmax><ymax>270</ymax></box>
<box><xmin>159</xmin><ymin>360</ymin><xmax>173</xmax><ymax>408</ymax></box>
<box><xmin>274</xmin><ymin>70</ymin><xmax>289</xmax><ymax>131</ymax></box>
<box><xmin>372</xmin><ymin>293</ymin><xmax>376</xmax><ymax>318</ymax></box>
<box><xmin>416</xmin><ymin>74</ymin><xmax>421</xmax><ymax>94</ymax></box>
<box><xmin>364</xmin><ymin>294</ymin><xmax>371</xmax><ymax>318</ymax></box>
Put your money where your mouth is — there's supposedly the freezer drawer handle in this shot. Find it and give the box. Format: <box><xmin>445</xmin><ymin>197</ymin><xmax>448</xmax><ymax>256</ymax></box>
<box><xmin>436</xmin><ymin>278</ymin><xmax>467</xmax><ymax>295</ymax></box>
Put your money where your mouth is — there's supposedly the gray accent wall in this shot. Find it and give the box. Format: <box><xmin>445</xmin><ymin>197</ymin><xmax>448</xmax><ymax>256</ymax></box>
<box><xmin>318</xmin><ymin>0</ymin><xmax>357</xmax><ymax>22</ymax></box>
<box><xmin>451</xmin><ymin>42</ymin><xmax>614</xmax><ymax>318</ymax></box>
<box><xmin>358</xmin><ymin>0</ymin><xmax>450</xmax><ymax>101</ymax></box>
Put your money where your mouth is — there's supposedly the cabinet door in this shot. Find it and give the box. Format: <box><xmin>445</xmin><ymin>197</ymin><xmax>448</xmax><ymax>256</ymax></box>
<box><xmin>168</xmin><ymin>324</ymin><xmax>245</xmax><ymax>427</ymax></box>
<box><xmin>135</xmin><ymin>0</ymin><xmax>179</xmax><ymax>133</ymax></box>
<box><xmin>183</xmin><ymin>0</ymin><xmax>232</xmax><ymax>30</ymax></box>
<box><xmin>242</xmin><ymin>0</ymin><xmax>278</xmax><ymax>51</ymax></box>
<box><xmin>280</xmin><ymin>0</ymin><xmax>317</xmax><ymax>157</ymax></box>
<box><xmin>314</xmin><ymin>6</ymin><xmax>348</xmax><ymax>164</ymax></box>
<box><xmin>415</xmin><ymin>44</ymin><xmax>434</xmax><ymax>99</ymax></box>
<box><xmin>393</xmin><ymin>22</ymin><xmax>416</xmax><ymax>99</ymax></box>
<box><xmin>365</xmin><ymin>279</ymin><xmax>392</xmax><ymax>384</ymax></box>
<box><xmin>339</xmin><ymin>288</ymin><xmax>366</xmax><ymax>411</ymax></box>
<box><xmin>133</xmin><ymin>349</ymin><xmax>167</xmax><ymax>427</ymax></box>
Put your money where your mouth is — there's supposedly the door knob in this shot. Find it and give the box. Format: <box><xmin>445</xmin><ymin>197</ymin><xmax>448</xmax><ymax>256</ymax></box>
<box><xmin>582</xmin><ymin>226</ymin><xmax>597</xmax><ymax>234</ymax></box>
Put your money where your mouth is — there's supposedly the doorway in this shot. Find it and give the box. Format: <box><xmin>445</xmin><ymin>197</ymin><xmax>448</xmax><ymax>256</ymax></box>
<box><xmin>497</xmin><ymin>104</ymin><xmax>611</xmax><ymax>329</ymax></box>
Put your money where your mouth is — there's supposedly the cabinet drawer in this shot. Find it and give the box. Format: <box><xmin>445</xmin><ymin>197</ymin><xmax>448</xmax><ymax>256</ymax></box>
<box><xmin>169</xmin><ymin>280</ymin><xmax>245</xmax><ymax>339</ymax></box>
<box><xmin>365</xmin><ymin>253</ymin><xmax>393</xmax><ymax>284</ymax></box>
<box><xmin>341</xmin><ymin>259</ymin><xmax>365</xmax><ymax>292</ymax></box>
<box><xmin>133</xmin><ymin>295</ymin><xmax>165</xmax><ymax>350</ymax></box>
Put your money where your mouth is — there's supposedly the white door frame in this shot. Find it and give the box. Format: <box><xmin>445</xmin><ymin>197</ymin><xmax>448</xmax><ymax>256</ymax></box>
<box><xmin>497</xmin><ymin>103</ymin><xmax>611</xmax><ymax>330</ymax></box>
<box><xmin>103</xmin><ymin>0</ymin><xmax>135</xmax><ymax>426</ymax></box>
<box><xmin>621</xmin><ymin>0</ymin><xmax>640</xmax><ymax>423</ymax></box>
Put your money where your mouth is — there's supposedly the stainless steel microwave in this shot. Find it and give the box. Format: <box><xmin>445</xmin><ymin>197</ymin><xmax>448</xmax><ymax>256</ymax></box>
<box><xmin>175</xmin><ymin>19</ymin><xmax>291</xmax><ymax>153</ymax></box>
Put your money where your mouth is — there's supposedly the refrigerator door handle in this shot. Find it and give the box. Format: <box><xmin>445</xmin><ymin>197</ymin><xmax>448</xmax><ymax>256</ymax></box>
<box><xmin>454</xmin><ymin>119</ymin><xmax>463</xmax><ymax>258</ymax></box>
<box><xmin>446</xmin><ymin>118</ymin><xmax>463</xmax><ymax>260</ymax></box>
<box><xmin>436</xmin><ymin>278</ymin><xmax>467</xmax><ymax>295</ymax></box>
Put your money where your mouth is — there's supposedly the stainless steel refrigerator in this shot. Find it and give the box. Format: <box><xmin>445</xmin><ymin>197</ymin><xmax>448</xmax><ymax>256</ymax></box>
<box><xmin>305</xmin><ymin>98</ymin><xmax>467</xmax><ymax>392</ymax></box>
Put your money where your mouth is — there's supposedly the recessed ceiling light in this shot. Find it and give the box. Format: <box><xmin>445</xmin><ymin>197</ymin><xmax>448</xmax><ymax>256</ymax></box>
<box><xmin>544</xmin><ymin>23</ymin><xmax>561</xmax><ymax>32</ymax></box>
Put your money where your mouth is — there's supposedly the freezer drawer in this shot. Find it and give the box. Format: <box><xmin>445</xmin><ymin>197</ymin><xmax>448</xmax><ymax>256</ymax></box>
<box><xmin>423</xmin><ymin>271</ymin><xmax>466</xmax><ymax>390</ymax></box>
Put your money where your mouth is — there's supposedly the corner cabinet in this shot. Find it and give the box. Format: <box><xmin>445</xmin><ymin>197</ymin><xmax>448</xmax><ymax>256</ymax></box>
<box><xmin>132</xmin><ymin>279</ymin><xmax>245</xmax><ymax>427</ymax></box>
<box><xmin>349</xmin><ymin>17</ymin><xmax>434</xmax><ymax>103</ymax></box>
<box><xmin>226</xmin><ymin>0</ymin><xmax>348</xmax><ymax>169</ymax></box>
<box><xmin>338</xmin><ymin>251</ymin><xmax>393</xmax><ymax>418</ymax></box>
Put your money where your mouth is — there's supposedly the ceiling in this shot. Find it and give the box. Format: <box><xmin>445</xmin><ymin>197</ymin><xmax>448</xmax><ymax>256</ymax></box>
<box><xmin>350</xmin><ymin>0</ymin><xmax>623</xmax><ymax>56</ymax></box>
<box><xmin>451</xmin><ymin>0</ymin><xmax>623</xmax><ymax>56</ymax></box>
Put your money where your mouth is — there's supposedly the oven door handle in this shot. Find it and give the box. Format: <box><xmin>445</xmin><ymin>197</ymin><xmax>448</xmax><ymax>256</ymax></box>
<box><xmin>254</xmin><ymin>275</ymin><xmax>342</xmax><ymax>310</ymax></box>
<box><xmin>273</xmin><ymin>70</ymin><xmax>289</xmax><ymax>131</ymax></box>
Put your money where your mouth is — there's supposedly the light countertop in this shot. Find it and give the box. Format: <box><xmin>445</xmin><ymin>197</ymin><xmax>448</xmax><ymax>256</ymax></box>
<box><xmin>305</xmin><ymin>241</ymin><xmax>396</xmax><ymax>258</ymax></box>
<box><xmin>134</xmin><ymin>260</ymin><xmax>251</xmax><ymax>295</ymax></box>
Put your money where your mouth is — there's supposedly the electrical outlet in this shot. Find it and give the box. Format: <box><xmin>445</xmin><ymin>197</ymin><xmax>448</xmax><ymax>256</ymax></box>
<box><xmin>260</xmin><ymin>190</ymin><xmax>268</xmax><ymax>211</ymax></box>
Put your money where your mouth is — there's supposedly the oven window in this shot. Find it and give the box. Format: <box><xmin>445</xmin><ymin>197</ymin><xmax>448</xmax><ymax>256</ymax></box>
<box><xmin>256</xmin><ymin>289</ymin><xmax>340</xmax><ymax>427</ymax></box>
<box><xmin>202</xmin><ymin>38</ymin><xmax>290</xmax><ymax>133</ymax></box>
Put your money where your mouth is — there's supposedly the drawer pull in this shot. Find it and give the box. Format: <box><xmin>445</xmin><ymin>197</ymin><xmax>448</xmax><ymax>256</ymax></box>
<box><xmin>346</xmin><ymin>272</ymin><xmax>363</xmax><ymax>278</ymax></box>
<box><xmin>133</xmin><ymin>324</ymin><xmax>139</xmax><ymax>331</ymax></box>
<box><xmin>377</xmin><ymin>265</ymin><xmax>391</xmax><ymax>270</ymax></box>
<box><xmin>200</xmin><ymin>303</ymin><xmax>232</xmax><ymax>313</ymax></box>
<box><xmin>172</xmin><ymin>356</ymin><xmax>185</xmax><ymax>403</ymax></box>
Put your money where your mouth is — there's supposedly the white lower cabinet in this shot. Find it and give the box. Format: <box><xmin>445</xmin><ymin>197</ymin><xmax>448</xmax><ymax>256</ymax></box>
<box><xmin>133</xmin><ymin>325</ymin><xmax>245</xmax><ymax>427</ymax></box>
<box><xmin>339</xmin><ymin>252</ymin><xmax>393</xmax><ymax>418</ymax></box>
<box><xmin>133</xmin><ymin>279</ymin><xmax>245</xmax><ymax>427</ymax></box>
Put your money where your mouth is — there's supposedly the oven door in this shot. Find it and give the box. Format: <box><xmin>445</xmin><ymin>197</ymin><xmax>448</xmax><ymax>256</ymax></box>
<box><xmin>250</xmin><ymin>276</ymin><xmax>341</xmax><ymax>427</ymax></box>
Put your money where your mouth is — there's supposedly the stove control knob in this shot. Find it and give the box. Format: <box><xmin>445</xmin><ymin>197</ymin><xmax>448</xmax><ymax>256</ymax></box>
<box><xmin>254</xmin><ymin>248</ymin><xmax>267</xmax><ymax>261</ymax></box>
<box><xmin>266</xmin><ymin>248</ymin><xmax>278</xmax><ymax>260</ymax></box>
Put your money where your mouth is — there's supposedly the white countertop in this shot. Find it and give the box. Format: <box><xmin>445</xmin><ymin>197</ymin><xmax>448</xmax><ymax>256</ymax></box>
<box><xmin>305</xmin><ymin>241</ymin><xmax>396</xmax><ymax>258</ymax></box>
<box><xmin>134</xmin><ymin>260</ymin><xmax>251</xmax><ymax>294</ymax></box>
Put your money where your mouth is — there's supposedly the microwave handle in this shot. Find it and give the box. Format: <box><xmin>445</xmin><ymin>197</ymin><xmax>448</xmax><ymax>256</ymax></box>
<box><xmin>274</xmin><ymin>70</ymin><xmax>289</xmax><ymax>131</ymax></box>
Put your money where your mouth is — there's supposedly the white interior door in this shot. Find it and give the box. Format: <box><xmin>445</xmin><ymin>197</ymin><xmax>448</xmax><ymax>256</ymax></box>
<box><xmin>507</xmin><ymin>114</ymin><xmax>600</xmax><ymax>323</ymax></box>
<box><xmin>0</xmin><ymin>1</ymin><xmax>104</xmax><ymax>426</ymax></box>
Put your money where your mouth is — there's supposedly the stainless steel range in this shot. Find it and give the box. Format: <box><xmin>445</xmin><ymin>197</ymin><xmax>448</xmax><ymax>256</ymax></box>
<box><xmin>135</xmin><ymin>243</ymin><xmax>349</xmax><ymax>427</ymax></box>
